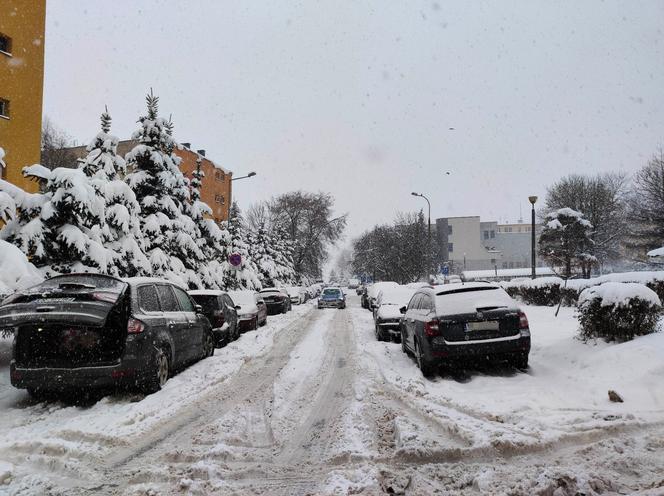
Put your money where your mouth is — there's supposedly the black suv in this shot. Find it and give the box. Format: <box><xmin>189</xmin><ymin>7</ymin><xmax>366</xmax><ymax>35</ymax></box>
<box><xmin>0</xmin><ymin>274</ymin><xmax>215</xmax><ymax>397</ymax></box>
<box><xmin>189</xmin><ymin>290</ymin><xmax>239</xmax><ymax>347</ymax></box>
<box><xmin>400</xmin><ymin>283</ymin><xmax>531</xmax><ymax>376</ymax></box>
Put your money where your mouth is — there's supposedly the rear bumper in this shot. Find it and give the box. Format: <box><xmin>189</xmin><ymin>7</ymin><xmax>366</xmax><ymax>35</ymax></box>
<box><xmin>10</xmin><ymin>356</ymin><xmax>148</xmax><ymax>391</ymax></box>
<box><xmin>264</xmin><ymin>301</ymin><xmax>286</xmax><ymax>313</ymax></box>
<box><xmin>376</xmin><ymin>321</ymin><xmax>401</xmax><ymax>335</ymax></box>
<box><xmin>318</xmin><ymin>300</ymin><xmax>343</xmax><ymax>308</ymax></box>
<box><xmin>427</xmin><ymin>334</ymin><xmax>530</xmax><ymax>361</ymax></box>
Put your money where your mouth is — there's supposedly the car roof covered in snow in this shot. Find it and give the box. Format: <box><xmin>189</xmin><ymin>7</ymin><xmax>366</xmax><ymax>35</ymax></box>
<box><xmin>435</xmin><ymin>281</ymin><xmax>501</xmax><ymax>295</ymax></box>
<box><xmin>122</xmin><ymin>276</ymin><xmax>185</xmax><ymax>289</ymax></box>
<box><xmin>188</xmin><ymin>289</ymin><xmax>226</xmax><ymax>296</ymax></box>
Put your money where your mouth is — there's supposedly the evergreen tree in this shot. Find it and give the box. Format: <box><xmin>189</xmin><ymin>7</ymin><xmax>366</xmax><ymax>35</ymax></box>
<box><xmin>539</xmin><ymin>208</ymin><xmax>595</xmax><ymax>278</ymax></box>
<box><xmin>83</xmin><ymin>109</ymin><xmax>149</xmax><ymax>276</ymax></box>
<box><xmin>248</xmin><ymin>220</ymin><xmax>296</xmax><ymax>287</ymax></box>
<box><xmin>221</xmin><ymin>202</ymin><xmax>260</xmax><ymax>289</ymax></box>
<box><xmin>125</xmin><ymin>91</ymin><xmax>206</xmax><ymax>287</ymax></box>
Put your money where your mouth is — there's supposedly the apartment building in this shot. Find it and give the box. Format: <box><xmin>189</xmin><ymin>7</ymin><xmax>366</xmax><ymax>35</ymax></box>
<box><xmin>0</xmin><ymin>1</ymin><xmax>46</xmax><ymax>193</ymax></box>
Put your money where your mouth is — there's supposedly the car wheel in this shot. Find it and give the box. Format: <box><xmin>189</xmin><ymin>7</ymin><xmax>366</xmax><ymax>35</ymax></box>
<box><xmin>415</xmin><ymin>339</ymin><xmax>434</xmax><ymax>377</ymax></box>
<box><xmin>260</xmin><ymin>316</ymin><xmax>267</xmax><ymax>327</ymax></box>
<box><xmin>375</xmin><ymin>323</ymin><xmax>385</xmax><ymax>341</ymax></box>
<box><xmin>252</xmin><ymin>317</ymin><xmax>258</xmax><ymax>330</ymax></box>
<box><xmin>144</xmin><ymin>347</ymin><xmax>170</xmax><ymax>393</ymax></box>
<box><xmin>203</xmin><ymin>332</ymin><xmax>215</xmax><ymax>358</ymax></box>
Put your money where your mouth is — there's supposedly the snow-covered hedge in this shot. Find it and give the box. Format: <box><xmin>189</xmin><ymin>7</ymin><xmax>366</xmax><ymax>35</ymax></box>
<box><xmin>503</xmin><ymin>271</ymin><xmax>664</xmax><ymax>306</ymax></box>
<box><xmin>577</xmin><ymin>282</ymin><xmax>661</xmax><ymax>341</ymax></box>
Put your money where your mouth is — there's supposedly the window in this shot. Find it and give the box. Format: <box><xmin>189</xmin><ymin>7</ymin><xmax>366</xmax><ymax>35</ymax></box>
<box><xmin>214</xmin><ymin>194</ymin><xmax>225</xmax><ymax>204</ymax></box>
<box><xmin>156</xmin><ymin>285</ymin><xmax>179</xmax><ymax>311</ymax></box>
<box><xmin>215</xmin><ymin>170</ymin><xmax>225</xmax><ymax>181</ymax></box>
<box><xmin>483</xmin><ymin>230</ymin><xmax>489</xmax><ymax>239</ymax></box>
<box><xmin>0</xmin><ymin>98</ymin><xmax>9</xmax><ymax>118</ymax></box>
<box><xmin>448</xmin><ymin>242</ymin><xmax>453</xmax><ymax>252</ymax></box>
<box><xmin>502</xmin><ymin>262</ymin><xmax>508</xmax><ymax>268</ymax></box>
<box><xmin>0</xmin><ymin>33</ymin><xmax>11</xmax><ymax>55</ymax></box>
<box><xmin>173</xmin><ymin>287</ymin><xmax>195</xmax><ymax>312</ymax></box>
<box><xmin>490</xmin><ymin>230</ymin><xmax>495</xmax><ymax>238</ymax></box>
<box><xmin>408</xmin><ymin>294</ymin><xmax>421</xmax><ymax>310</ymax></box>
<box><xmin>137</xmin><ymin>285</ymin><xmax>160</xmax><ymax>312</ymax></box>
<box><xmin>448</xmin><ymin>225</ymin><xmax>453</xmax><ymax>235</ymax></box>
<box><xmin>509</xmin><ymin>262</ymin><xmax>514</xmax><ymax>268</ymax></box>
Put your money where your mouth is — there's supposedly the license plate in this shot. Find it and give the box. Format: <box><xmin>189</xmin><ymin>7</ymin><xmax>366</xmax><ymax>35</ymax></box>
<box><xmin>467</xmin><ymin>320</ymin><xmax>499</xmax><ymax>331</ymax></box>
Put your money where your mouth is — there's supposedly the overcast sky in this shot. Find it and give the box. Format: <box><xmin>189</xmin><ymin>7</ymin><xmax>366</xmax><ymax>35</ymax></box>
<box><xmin>43</xmin><ymin>0</ymin><xmax>664</xmax><ymax>240</ymax></box>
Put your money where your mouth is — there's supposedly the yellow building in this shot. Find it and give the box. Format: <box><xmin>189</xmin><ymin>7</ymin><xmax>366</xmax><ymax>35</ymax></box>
<box><xmin>0</xmin><ymin>1</ymin><xmax>46</xmax><ymax>193</ymax></box>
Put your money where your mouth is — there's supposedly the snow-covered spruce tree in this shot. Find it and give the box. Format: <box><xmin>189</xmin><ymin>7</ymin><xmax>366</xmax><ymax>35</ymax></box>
<box><xmin>247</xmin><ymin>220</ymin><xmax>296</xmax><ymax>288</ymax></box>
<box><xmin>186</xmin><ymin>156</ymin><xmax>234</xmax><ymax>288</ymax></box>
<box><xmin>125</xmin><ymin>92</ymin><xmax>207</xmax><ymax>288</ymax></box>
<box><xmin>80</xmin><ymin>110</ymin><xmax>149</xmax><ymax>277</ymax></box>
<box><xmin>539</xmin><ymin>207</ymin><xmax>595</xmax><ymax>278</ymax></box>
<box><xmin>220</xmin><ymin>201</ymin><xmax>261</xmax><ymax>290</ymax></box>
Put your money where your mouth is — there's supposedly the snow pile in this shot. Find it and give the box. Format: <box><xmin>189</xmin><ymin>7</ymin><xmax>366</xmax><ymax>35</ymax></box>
<box><xmin>578</xmin><ymin>282</ymin><xmax>661</xmax><ymax>308</ymax></box>
<box><xmin>0</xmin><ymin>240</ymin><xmax>43</xmax><ymax>297</ymax></box>
<box><xmin>647</xmin><ymin>246</ymin><xmax>664</xmax><ymax>258</ymax></box>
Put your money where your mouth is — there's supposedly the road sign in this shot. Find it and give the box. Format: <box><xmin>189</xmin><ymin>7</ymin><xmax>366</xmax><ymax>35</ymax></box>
<box><xmin>229</xmin><ymin>253</ymin><xmax>242</xmax><ymax>267</ymax></box>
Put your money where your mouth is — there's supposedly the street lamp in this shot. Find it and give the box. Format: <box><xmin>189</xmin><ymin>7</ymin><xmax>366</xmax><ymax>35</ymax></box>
<box><xmin>529</xmin><ymin>195</ymin><xmax>538</xmax><ymax>279</ymax></box>
<box><xmin>231</xmin><ymin>171</ymin><xmax>257</xmax><ymax>181</ymax></box>
<box><xmin>412</xmin><ymin>192</ymin><xmax>432</xmax><ymax>276</ymax></box>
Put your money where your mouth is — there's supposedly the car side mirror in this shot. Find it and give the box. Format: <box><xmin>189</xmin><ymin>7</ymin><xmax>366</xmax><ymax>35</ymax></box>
<box><xmin>195</xmin><ymin>304</ymin><xmax>203</xmax><ymax>313</ymax></box>
<box><xmin>400</xmin><ymin>306</ymin><xmax>407</xmax><ymax>314</ymax></box>
<box><xmin>235</xmin><ymin>305</ymin><xmax>242</xmax><ymax>310</ymax></box>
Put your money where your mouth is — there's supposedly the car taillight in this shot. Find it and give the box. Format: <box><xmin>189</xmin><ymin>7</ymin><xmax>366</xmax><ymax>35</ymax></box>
<box><xmin>424</xmin><ymin>319</ymin><xmax>440</xmax><ymax>337</ymax></box>
<box><xmin>518</xmin><ymin>311</ymin><xmax>529</xmax><ymax>329</ymax></box>
<box><xmin>127</xmin><ymin>318</ymin><xmax>145</xmax><ymax>334</ymax></box>
<box><xmin>92</xmin><ymin>291</ymin><xmax>119</xmax><ymax>303</ymax></box>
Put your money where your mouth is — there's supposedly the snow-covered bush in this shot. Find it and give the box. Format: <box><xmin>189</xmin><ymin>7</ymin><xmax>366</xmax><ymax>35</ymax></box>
<box><xmin>504</xmin><ymin>277</ymin><xmax>579</xmax><ymax>306</ymax></box>
<box><xmin>577</xmin><ymin>282</ymin><xmax>661</xmax><ymax>341</ymax></box>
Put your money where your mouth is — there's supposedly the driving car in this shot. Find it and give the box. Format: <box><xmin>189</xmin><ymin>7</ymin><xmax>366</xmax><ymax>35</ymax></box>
<box><xmin>188</xmin><ymin>289</ymin><xmax>239</xmax><ymax>346</ymax></box>
<box><xmin>348</xmin><ymin>278</ymin><xmax>360</xmax><ymax>289</ymax></box>
<box><xmin>0</xmin><ymin>274</ymin><xmax>215</xmax><ymax>397</ymax></box>
<box><xmin>400</xmin><ymin>282</ymin><xmax>531</xmax><ymax>376</ymax></box>
<box><xmin>317</xmin><ymin>287</ymin><xmax>346</xmax><ymax>309</ymax></box>
<box><xmin>259</xmin><ymin>287</ymin><xmax>291</xmax><ymax>314</ymax></box>
<box><xmin>228</xmin><ymin>290</ymin><xmax>268</xmax><ymax>331</ymax></box>
<box><xmin>373</xmin><ymin>285</ymin><xmax>415</xmax><ymax>341</ymax></box>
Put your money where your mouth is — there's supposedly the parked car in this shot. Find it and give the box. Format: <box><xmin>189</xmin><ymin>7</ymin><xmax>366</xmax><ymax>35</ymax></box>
<box><xmin>0</xmin><ymin>274</ymin><xmax>215</xmax><ymax>397</ymax></box>
<box><xmin>348</xmin><ymin>278</ymin><xmax>361</xmax><ymax>289</ymax></box>
<box><xmin>373</xmin><ymin>286</ymin><xmax>415</xmax><ymax>341</ymax></box>
<box><xmin>228</xmin><ymin>290</ymin><xmax>268</xmax><ymax>331</ymax></box>
<box><xmin>400</xmin><ymin>282</ymin><xmax>531</xmax><ymax>376</ymax></box>
<box><xmin>285</xmin><ymin>286</ymin><xmax>307</xmax><ymax>305</ymax></box>
<box><xmin>366</xmin><ymin>281</ymin><xmax>399</xmax><ymax>311</ymax></box>
<box><xmin>259</xmin><ymin>287</ymin><xmax>291</xmax><ymax>314</ymax></box>
<box><xmin>318</xmin><ymin>287</ymin><xmax>346</xmax><ymax>309</ymax></box>
<box><xmin>360</xmin><ymin>285</ymin><xmax>371</xmax><ymax>309</ymax></box>
<box><xmin>188</xmin><ymin>290</ymin><xmax>239</xmax><ymax>347</ymax></box>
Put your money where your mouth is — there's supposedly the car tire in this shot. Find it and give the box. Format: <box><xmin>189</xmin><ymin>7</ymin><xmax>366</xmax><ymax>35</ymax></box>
<box><xmin>375</xmin><ymin>324</ymin><xmax>386</xmax><ymax>341</ymax></box>
<box><xmin>415</xmin><ymin>339</ymin><xmax>434</xmax><ymax>377</ymax></box>
<box><xmin>203</xmin><ymin>332</ymin><xmax>215</xmax><ymax>358</ymax></box>
<box><xmin>144</xmin><ymin>347</ymin><xmax>170</xmax><ymax>394</ymax></box>
<box><xmin>259</xmin><ymin>316</ymin><xmax>267</xmax><ymax>327</ymax></box>
<box><xmin>252</xmin><ymin>317</ymin><xmax>258</xmax><ymax>330</ymax></box>
<box><xmin>401</xmin><ymin>330</ymin><xmax>409</xmax><ymax>354</ymax></box>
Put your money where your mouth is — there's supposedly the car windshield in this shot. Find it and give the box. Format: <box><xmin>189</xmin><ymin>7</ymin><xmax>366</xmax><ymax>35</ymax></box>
<box><xmin>0</xmin><ymin>2</ymin><xmax>660</xmax><ymax>493</ymax></box>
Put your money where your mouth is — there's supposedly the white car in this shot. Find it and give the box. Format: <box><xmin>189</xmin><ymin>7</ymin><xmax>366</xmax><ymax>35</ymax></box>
<box><xmin>286</xmin><ymin>286</ymin><xmax>307</xmax><ymax>305</ymax></box>
<box><xmin>373</xmin><ymin>286</ymin><xmax>416</xmax><ymax>341</ymax></box>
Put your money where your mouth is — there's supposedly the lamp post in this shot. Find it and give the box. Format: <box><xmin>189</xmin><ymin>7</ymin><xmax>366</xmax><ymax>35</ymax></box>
<box><xmin>529</xmin><ymin>195</ymin><xmax>538</xmax><ymax>279</ymax></box>
<box><xmin>412</xmin><ymin>192</ymin><xmax>432</xmax><ymax>275</ymax></box>
<box><xmin>231</xmin><ymin>171</ymin><xmax>257</xmax><ymax>181</ymax></box>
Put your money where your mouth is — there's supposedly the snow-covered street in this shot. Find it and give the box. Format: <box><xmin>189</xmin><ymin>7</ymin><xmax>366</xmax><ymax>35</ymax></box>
<box><xmin>0</xmin><ymin>294</ymin><xmax>663</xmax><ymax>495</ymax></box>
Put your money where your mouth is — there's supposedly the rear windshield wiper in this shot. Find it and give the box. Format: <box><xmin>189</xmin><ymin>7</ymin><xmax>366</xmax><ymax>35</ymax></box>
<box><xmin>58</xmin><ymin>282</ymin><xmax>95</xmax><ymax>289</ymax></box>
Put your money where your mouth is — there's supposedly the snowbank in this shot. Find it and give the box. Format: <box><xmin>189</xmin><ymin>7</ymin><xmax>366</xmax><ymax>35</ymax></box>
<box><xmin>0</xmin><ymin>240</ymin><xmax>43</xmax><ymax>297</ymax></box>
